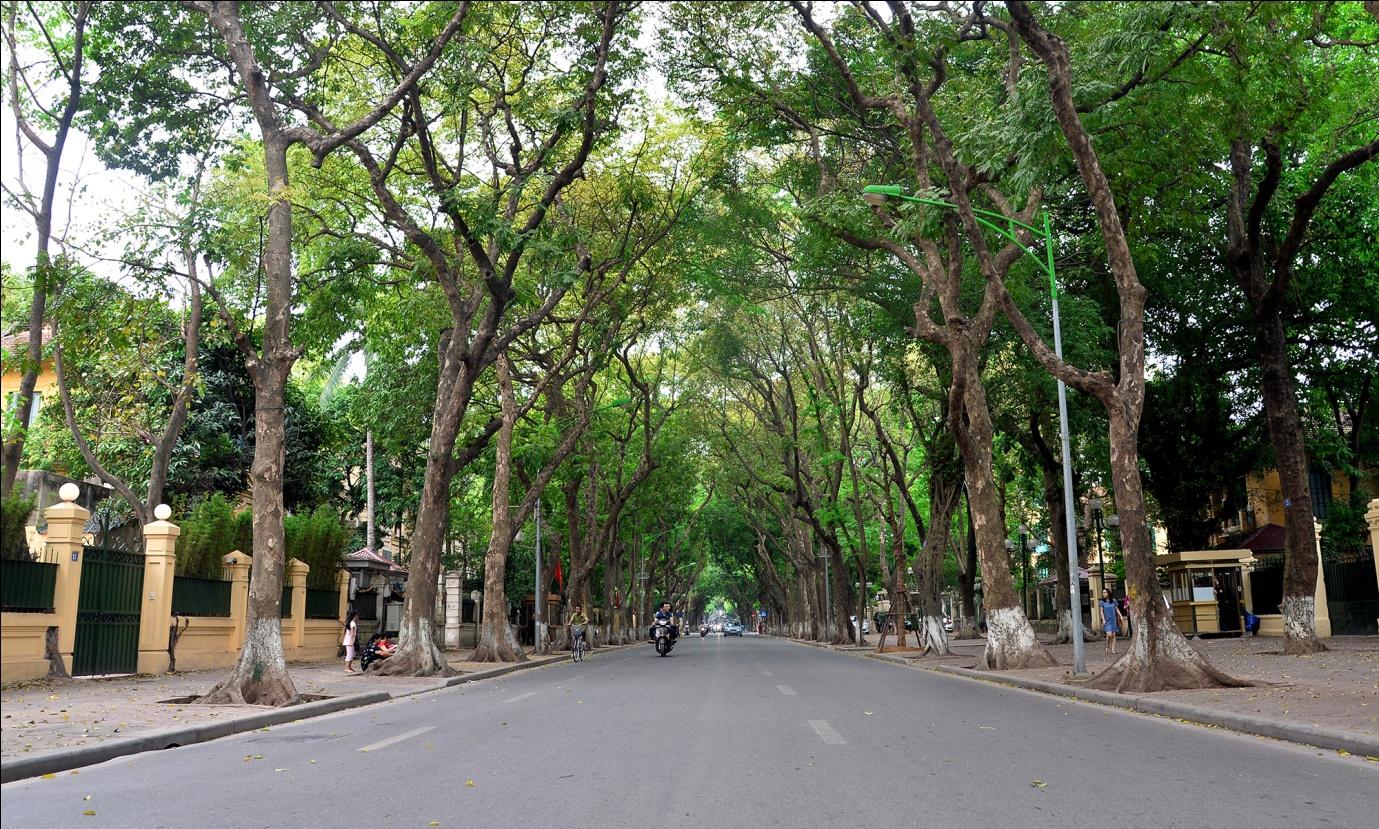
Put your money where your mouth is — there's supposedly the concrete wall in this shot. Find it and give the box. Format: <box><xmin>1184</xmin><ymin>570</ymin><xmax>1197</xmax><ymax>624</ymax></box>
<box><xmin>1</xmin><ymin>491</ymin><xmax>353</xmax><ymax>687</ymax></box>
<box><xmin>0</xmin><ymin>612</ymin><xmax>59</xmax><ymax>684</ymax></box>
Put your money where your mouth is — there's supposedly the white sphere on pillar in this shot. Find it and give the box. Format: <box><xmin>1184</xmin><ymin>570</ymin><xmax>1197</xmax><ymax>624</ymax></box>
<box><xmin>58</xmin><ymin>482</ymin><xmax>81</xmax><ymax>502</ymax></box>
<box><xmin>154</xmin><ymin>504</ymin><xmax>172</xmax><ymax>521</ymax></box>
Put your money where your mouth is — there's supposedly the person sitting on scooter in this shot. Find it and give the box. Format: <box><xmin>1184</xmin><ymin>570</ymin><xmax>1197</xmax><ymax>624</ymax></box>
<box><xmin>651</xmin><ymin>601</ymin><xmax>678</xmax><ymax>643</ymax></box>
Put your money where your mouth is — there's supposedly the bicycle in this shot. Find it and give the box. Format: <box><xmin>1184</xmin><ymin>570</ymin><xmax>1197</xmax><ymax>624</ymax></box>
<box><xmin>570</xmin><ymin>626</ymin><xmax>588</xmax><ymax>662</ymax></box>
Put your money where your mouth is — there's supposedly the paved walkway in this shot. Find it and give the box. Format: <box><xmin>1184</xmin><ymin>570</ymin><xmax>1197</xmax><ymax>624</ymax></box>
<box><xmin>0</xmin><ymin>647</ymin><xmax>583</xmax><ymax>760</ymax></box>
<box><xmin>871</xmin><ymin>634</ymin><xmax>1379</xmax><ymax>740</ymax></box>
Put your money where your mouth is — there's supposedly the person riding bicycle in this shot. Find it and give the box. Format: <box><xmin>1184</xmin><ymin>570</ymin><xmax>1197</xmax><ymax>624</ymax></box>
<box><xmin>651</xmin><ymin>601</ymin><xmax>678</xmax><ymax>643</ymax></box>
<box><xmin>568</xmin><ymin>603</ymin><xmax>590</xmax><ymax>650</ymax></box>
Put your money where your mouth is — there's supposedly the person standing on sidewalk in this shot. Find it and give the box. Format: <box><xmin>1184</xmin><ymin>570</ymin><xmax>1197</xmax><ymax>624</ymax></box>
<box><xmin>342</xmin><ymin>610</ymin><xmax>359</xmax><ymax>673</ymax></box>
<box><xmin>1099</xmin><ymin>589</ymin><xmax>1125</xmax><ymax>654</ymax></box>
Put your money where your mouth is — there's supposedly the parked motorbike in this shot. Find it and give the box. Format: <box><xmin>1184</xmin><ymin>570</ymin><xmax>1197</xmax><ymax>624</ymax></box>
<box><xmin>653</xmin><ymin>621</ymin><xmax>676</xmax><ymax>656</ymax></box>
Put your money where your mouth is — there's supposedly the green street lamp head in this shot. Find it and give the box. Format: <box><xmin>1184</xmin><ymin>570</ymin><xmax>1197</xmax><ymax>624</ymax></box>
<box><xmin>861</xmin><ymin>184</ymin><xmax>903</xmax><ymax>207</ymax></box>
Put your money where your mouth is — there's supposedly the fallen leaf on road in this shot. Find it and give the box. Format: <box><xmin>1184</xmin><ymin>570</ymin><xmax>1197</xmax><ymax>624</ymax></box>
<box><xmin>84</xmin><ymin>795</ymin><xmax>91</xmax><ymax>800</ymax></box>
<box><xmin>863</xmin><ymin>711</ymin><xmax>872</xmax><ymax>715</ymax></box>
<box><xmin>41</xmin><ymin>774</ymin><xmax>56</xmax><ymax>780</ymax></box>
<box><xmin>1337</xmin><ymin>750</ymin><xmax>1351</xmax><ymax>757</ymax></box>
<box><xmin>83</xmin><ymin>810</ymin><xmax>96</xmax><ymax>816</ymax></box>
<box><xmin>466</xmin><ymin>780</ymin><xmax>475</xmax><ymax>787</ymax></box>
<box><xmin>1031</xmin><ymin>781</ymin><xmax>1047</xmax><ymax>789</ymax></box>
<box><xmin>309</xmin><ymin>760</ymin><xmax>317</xmax><ymax>764</ymax></box>
<box><xmin>253</xmin><ymin>754</ymin><xmax>263</xmax><ymax>760</ymax></box>
<box><xmin>430</xmin><ymin>822</ymin><xmax>440</xmax><ymax>826</ymax></box>
<box><xmin>274</xmin><ymin>768</ymin><xmax>286</xmax><ymax>772</ymax></box>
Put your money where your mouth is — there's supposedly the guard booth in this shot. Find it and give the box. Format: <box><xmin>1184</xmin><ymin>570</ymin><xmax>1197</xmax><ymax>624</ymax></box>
<box><xmin>1158</xmin><ymin>549</ymin><xmax>1255</xmax><ymax>637</ymax></box>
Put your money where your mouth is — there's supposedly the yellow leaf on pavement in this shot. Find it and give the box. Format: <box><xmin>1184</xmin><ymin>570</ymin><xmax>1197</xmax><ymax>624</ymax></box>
<box><xmin>466</xmin><ymin>780</ymin><xmax>475</xmax><ymax>787</ymax></box>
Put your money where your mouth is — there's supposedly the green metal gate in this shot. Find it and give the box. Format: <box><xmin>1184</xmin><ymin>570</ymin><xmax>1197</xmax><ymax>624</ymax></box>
<box><xmin>73</xmin><ymin>546</ymin><xmax>144</xmax><ymax>676</ymax></box>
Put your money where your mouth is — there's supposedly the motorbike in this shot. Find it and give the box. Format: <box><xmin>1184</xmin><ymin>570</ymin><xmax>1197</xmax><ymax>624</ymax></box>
<box><xmin>699</xmin><ymin>624</ymin><xmax>708</xmax><ymax>638</ymax></box>
<box><xmin>653</xmin><ymin>621</ymin><xmax>676</xmax><ymax>656</ymax></box>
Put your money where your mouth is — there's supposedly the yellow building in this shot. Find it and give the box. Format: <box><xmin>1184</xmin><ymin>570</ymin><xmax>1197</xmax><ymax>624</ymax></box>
<box><xmin>0</xmin><ymin>327</ymin><xmax>55</xmax><ymax>429</ymax></box>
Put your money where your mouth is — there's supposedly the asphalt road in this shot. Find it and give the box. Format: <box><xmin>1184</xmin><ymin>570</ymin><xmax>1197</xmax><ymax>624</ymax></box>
<box><xmin>2</xmin><ymin>634</ymin><xmax>1373</xmax><ymax>828</ymax></box>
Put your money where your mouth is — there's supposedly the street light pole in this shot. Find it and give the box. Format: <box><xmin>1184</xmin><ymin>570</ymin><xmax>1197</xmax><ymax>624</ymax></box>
<box><xmin>534</xmin><ymin>497</ymin><xmax>545</xmax><ymax>654</ymax></box>
<box><xmin>1019</xmin><ymin>523</ymin><xmax>1030</xmax><ymax>617</ymax></box>
<box><xmin>860</xmin><ymin>185</ymin><xmax>1087</xmax><ymax>673</ymax></box>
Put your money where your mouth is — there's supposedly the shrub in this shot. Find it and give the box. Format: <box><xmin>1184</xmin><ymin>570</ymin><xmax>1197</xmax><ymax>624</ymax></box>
<box><xmin>1</xmin><ymin>492</ymin><xmax>36</xmax><ymax>559</ymax></box>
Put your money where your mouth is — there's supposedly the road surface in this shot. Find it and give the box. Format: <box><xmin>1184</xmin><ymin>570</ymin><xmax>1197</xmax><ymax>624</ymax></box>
<box><xmin>2</xmin><ymin>634</ymin><xmax>1373</xmax><ymax>827</ymax></box>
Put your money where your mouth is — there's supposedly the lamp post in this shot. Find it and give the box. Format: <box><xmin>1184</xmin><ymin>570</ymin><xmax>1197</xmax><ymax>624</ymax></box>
<box><xmin>1019</xmin><ymin>523</ymin><xmax>1031</xmax><ymax>616</ymax></box>
<box><xmin>817</xmin><ymin>550</ymin><xmax>832</xmax><ymax>640</ymax></box>
<box><xmin>861</xmin><ymin>184</ymin><xmax>1087</xmax><ymax>673</ymax></box>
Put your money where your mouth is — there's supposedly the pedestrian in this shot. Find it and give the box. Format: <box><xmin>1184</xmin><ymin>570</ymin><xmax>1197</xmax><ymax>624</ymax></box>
<box><xmin>1118</xmin><ymin>593</ymin><xmax>1132</xmax><ymax>637</ymax></box>
<box><xmin>1099</xmin><ymin>588</ymin><xmax>1125</xmax><ymax>654</ymax></box>
<box><xmin>342</xmin><ymin>610</ymin><xmax>359</xmax><ymax>673</ymax></box>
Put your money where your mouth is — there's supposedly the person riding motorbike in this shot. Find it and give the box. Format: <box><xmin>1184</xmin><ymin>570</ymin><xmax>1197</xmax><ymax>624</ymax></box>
<box><xmin>651</xmin><ymin>601</ymin><xmax>678</xmax><ymax>643</ymax></box>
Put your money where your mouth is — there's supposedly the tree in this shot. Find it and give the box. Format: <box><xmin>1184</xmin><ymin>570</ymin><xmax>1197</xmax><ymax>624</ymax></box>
<box><xmin>178</xmin><ymin>0</ymin><xmax>464</xmax><ymax>704</ymax></box>
<box><xmin>1</xmin><ymin>0</ymin><xmax>90</xmax><ymax>496</ymax></box>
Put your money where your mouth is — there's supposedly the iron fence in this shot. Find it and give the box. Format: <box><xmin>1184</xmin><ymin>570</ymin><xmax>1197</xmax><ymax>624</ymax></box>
<box><xmin>305</xmin><ymin>588</ymin><xmax>339</xmax><ymax>619</ymax></box>
<box><xmin>0</xmin><ymin>556</ymin><xmax>57</xmax><ymax>612</ymax></box>
<box><xmin>171</xmin><ymin>575</ymin><xmax>232</xmax><ymax>617</ymax></box>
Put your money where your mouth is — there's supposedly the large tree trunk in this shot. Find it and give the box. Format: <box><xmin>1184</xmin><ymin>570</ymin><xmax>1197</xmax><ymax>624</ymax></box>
<box><xmin>913</xmin><ymin>472</ymin><xmax>960</xmax><ymax>656</ymax></box>
<box><xmin>954</xmin><ymin>508</ymin><xmax>981</xmax><ymax>639</ymax></box>
<box><xmin>200</xmin><ymin>360</ymin><xmax>297</xmax><ymax>705</ymax></box>
<box><xmin>1088</xmin><ymin>413</ymin><xmax>1250</xmax><ymax>692</ymax></box>
<box><xmin>1255</xmin><ymin>309</ymin><xmax>1326</xmax><ymax>654</ymax></box>
<box><xmin>198</xmin><ymin>127</ymin><xmax>299</xmax><ymax>705</ymax></box>
<box><xmin>471</xmin><ymin>355</ymin><xmax>527</xmax><ymax>663</ymax></box>
<box><xmin>374</xmin><ymin>349</ymin><xmax>469</xmax><ymax>676</ymax></box>
<box><xmin>952</xmin><ymin>344</ymin><xmax>1055</xmax><ymax>669</ymax></box>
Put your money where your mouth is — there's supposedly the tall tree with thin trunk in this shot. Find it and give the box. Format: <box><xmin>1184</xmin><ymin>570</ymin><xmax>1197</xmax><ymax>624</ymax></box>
<box><xmin>983</xmin><ymin>1</ymin><xmax>1247</xmax><ymax>690</ymax></box>
<box><xmin>0</xmin><ymin>0</ymin><xmax>90</xmax><ymax>497</ymax></box>
<box><xmin>183</xmin><ymin>0</ymin><xmax>464</xmax><ymax>704</ymax></box>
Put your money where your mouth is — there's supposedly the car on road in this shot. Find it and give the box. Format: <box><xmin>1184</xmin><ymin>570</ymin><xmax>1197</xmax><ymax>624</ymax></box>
<box><xmin>723</xmin><ymin>622</ymin><xmax>744</xmax><ymax>636</ymax></box>
<box><xmin>849</xmin><ymin>615</ymin><xmax>870</xmax><ymax>634</ymax></box>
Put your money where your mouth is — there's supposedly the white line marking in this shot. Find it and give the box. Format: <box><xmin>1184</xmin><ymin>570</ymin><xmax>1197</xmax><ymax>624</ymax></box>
<box><xmin>357</xmin><ymin>726</ymin><xmax>434</xmax><ymax>753</ymax></box>
<box><xmin>502</xmin><ymin>691</ymin><xmax>539</xmax><ymax>704</ymax></box>
<box><xmin>776</xmin><ymin>684</ymin><xmax>796</xmax><ymax>696</ymax></box>
<box><xmin>761</xmin><ymin>670</ymin><xmax>775</xmax><ymax>677</ymax></box>
<box><xmin>808</xmin><ymin>720</ymin><xmax>847</xmax><ymax>745</ymax></box>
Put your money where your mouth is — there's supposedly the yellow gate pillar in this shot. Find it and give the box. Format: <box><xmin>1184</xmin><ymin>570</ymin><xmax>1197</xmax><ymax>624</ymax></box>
<box><xmin>1367</xmin><ymin>499</ymin><xmax>1379</xmax><ymax>590</ymax></box>
<box><xmin>286</xmin><ymin>558</ymin><xmax>309</xmax><ymax>656</ymax></box>
<box><xmin>1313</xmin><ymin>520</ymin><xmax>1332</xmax><ymax>638</ymax></box>
<box><xmin>223</xmin><ymin>551</ymin><xmax>250</xmax><ymax>653</ymax></box>
<box><xmin>44</xmin><ymin>484</ymin><xmax>91</xmax><ymax>676</ymax></box>
<box><xmin>336</xmin><ymin>568</ymin><xmax>352</xmax><ymax>623</ymax></box>
<box><xmin>137</xmin><ymin>505</ymin><xmax>180</xmax><ymax>674</ymax></box>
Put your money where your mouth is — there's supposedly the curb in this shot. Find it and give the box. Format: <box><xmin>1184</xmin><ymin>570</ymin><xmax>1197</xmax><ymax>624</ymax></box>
<box><xmin>0</xmin><ymin>691</ymin><xmax>390</xmax><ymax>784</ymax></box>
<box><xmin>1</xmin><ymin>643</ymin><xmax>635</xmax><ymax>784</ymax></box>
<box><xmin>787</xmin><ymin>636</ymin><xmax>1379</xmax><ymax>757</ymax></box>
<box><xmin>925</xmin><ymin>664</ymin><xmax>1379</xmax><ymax>757</ymax></box>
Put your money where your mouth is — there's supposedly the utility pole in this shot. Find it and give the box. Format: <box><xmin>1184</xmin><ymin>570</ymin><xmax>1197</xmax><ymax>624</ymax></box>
<box><xmin>534</xmin><ymin>498</ymin><xmax>546</xmax><ymax>654</ymax></box>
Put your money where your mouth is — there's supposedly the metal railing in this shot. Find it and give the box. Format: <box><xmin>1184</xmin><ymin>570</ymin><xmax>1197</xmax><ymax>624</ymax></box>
<box><xmin>171</xmin><ymin>575</ymin><xmax>232</xmax><ymax>617</ymax></box>
<box><xmin>0</xmin><ymin>556</ymin><xmax>58</xmax><ymax>612</ymax></box>
<box><xmin>305</xmin><ymin>588</ymin><xmax>339</xmax><ymax>619</ymax></box>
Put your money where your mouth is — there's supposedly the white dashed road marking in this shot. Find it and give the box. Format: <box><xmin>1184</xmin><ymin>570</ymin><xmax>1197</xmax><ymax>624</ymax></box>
<box><xmin>357</xmin><ymin>726</ymin><xmax>435</xmax><ymax>753</ymax></box>
<box><xmin>502</xmin><ymin>691</ymin><xmax>539</xmax><ymax>704</ymax></box>
<box><xmin>808</xmin><ymin>720</ymin><xmax>847</xmax><ymax>745</ymax></box>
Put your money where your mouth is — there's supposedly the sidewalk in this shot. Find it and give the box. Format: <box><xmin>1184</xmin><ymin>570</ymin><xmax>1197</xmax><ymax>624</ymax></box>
<box><xmin>0</xmin><ymin>646</ymin><xmax>594</xmax><ymax>762</ymax></box>
<box><xmin>793</xmin><ymin>634</ymin><xmax>1379</xmax><ymax>755</ymax></box>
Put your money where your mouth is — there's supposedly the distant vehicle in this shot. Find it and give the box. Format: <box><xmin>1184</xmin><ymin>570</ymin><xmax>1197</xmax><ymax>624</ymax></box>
<box><xmin>711</xmin><ymin>622</ymin><xmax>723</xmax><ymax>632</ymax></box>
<box><xmin>943</xmin><ymin>616</ymin><xmax>954</xmax><ymax>633</ymax></box>
<box><xmin>723</xmin><ymin>622</ymin><xmax>744</xmax><ymax>636</ymax></box>
<box><xmin>849</xmin><ymin>615</ymin><xmax>870</xmax><ymax>634</ymax></box>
